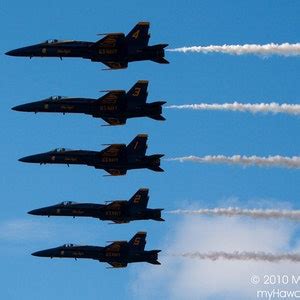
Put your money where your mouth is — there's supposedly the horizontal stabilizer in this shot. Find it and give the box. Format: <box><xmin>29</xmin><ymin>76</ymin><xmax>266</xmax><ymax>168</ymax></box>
<box><xmin>148</xmin><ymin>250</ymin><xmax>161</xmax><ymax>265</ymax></box>
<box><xmin>148</xmin><ymin>166</ymin><xmax>164</xmax><ymax>172</ymax></box>
<box><xmin>148</xmin><ymin>115</ymin><xmax>166</xmax><ymax>121</ymax></box>
<box><xmin>149</xmin><ymin>260</ymin><xmax>161</xmax><ymax>265</ymax></box>
<box><xmin>147</xmin><ymin>154</ymin><xmax>164</xmax><ymax>172</ymax></box>
<box><xmin>151</xmin><ymin>57</ymin><xmax>169</xmax><ymax>64</ymax></box>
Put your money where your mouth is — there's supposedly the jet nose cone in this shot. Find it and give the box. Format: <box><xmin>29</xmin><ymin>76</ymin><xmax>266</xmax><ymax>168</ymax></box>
<box><xmin>5</xmin><ymin>50</ymin><xmax>16</xmax><ymax>56</ymax></box>
<box><xmin>19</xmin><ymin>154</ymin><xmax>42</xmax><ymax>163</ymax></box>
<box><xmin>31</xmin><ymin>250</ymin><xmax>46</xmax><ymax>257</ymax></box>
<box><xmin>12</xmin><ymin>104</ymin><xmax>27</xmax><ymax>112</ymax></box>
<box><xmin>32</xmin><ymin>248</ymin><xmax>56</xmax><ymax>257</ymax></box>
<box><xmin>18</xmin><ymin>156</ymin><xmax>31</xmax><ymax>163</ymax></box>
<box><xmin>5</xmin><ymin>49</ymin><xmax>24</xmax><ymax>56</ymax></box>
<box><xmin>6</xmin><ymin>46</ymin><xmax>37</xmax><ymax>57</ymax></box>
<box><xmin>28</xmin><ymin>209</ymin><xmax>40</xmax><ymax>215</ymax></box>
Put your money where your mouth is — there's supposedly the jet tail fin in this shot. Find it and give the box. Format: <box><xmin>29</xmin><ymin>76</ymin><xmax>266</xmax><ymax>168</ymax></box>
<box><xmin>127</xmin><ymin>134</ymin><xmax>148</xmax><ymax>157</ymax></box>
<box><xmin>126</xmin><ymin>22</ymin><xmax>150</xmax><ymax>48</ymax></box>
<box><xmin>128</xmin><ymin>188</ymin><xmax>149</xmax><ymax>210</ymax></box>
<box><xmin>129</xmin><ymin>232</ymin><xmax>147</xmax><ymax>253</ymax></box>
<box><xmin>126</xmin><ymin>80</ymin><xmax>148</xmax><ymax>109</ymax></box>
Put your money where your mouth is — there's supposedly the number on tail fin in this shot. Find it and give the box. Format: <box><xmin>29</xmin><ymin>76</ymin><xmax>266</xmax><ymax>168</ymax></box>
<box><xmin>129</xmin><ymin>188</ymin><xmax>149</xmax><ymax>209</ymax></box>
<box><xmin>129</xmin><ymin>232</ymin><xmax>147</xmax><ymax>252</ymax></box>
<box><xmin>126</xmin><ymin>22</ymin><xmax>150</xmax><ymax>48</ymax></box>
<box><xmin>126</xmin><ymin>80</ymin><xmax>148</xmax><ymax>109</ymax></box>
<box><xmin>126</xmin><ymin>134</ymin><xmax>148</xmax><ymax>157</ymax></box>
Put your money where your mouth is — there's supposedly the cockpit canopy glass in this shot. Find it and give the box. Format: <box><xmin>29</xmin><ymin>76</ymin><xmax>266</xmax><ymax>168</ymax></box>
<box><xmin>48</xmin><ymin>96</ymin><xmax>66</xmax><ymax>101</ymax></box>
<box><xmin>43</xmin><ymin>39</ymin><xmax>73</xmax><ymax>44</ymax></box>
<box><xmin>62</xmin><ymin>243</ymin><xmax>75</xmax><ymax>248</ymax></box>
<box><xmin>44</xmin><ymin>39</ymin><xmax>59</xmax><ymax>44</ymax></box>
<box><xmin>60</xmin><ymin>201</ymin><xmax>77</xmax><ymax>206</ymax></box>
<box><xmin>51</xmin><ymin>148</ymin><xmax>71</xmax><ymax>153</ymax></box>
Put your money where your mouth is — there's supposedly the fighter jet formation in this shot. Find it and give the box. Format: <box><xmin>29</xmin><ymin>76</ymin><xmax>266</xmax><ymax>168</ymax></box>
<box><xmin>6</xmin><ymin>22</ymin><xmax>169</xmax><ymax>70</ymax></box>
<box><xmin>28</xmin><ymin>188</ymin><xmax>164</xmax><ymax>223</ymax></box>
<box><xmin>32</xmin><ymin>232</ymin><xmax>161</xmax><ymax>268</ymax></box>
<box><xmin>9</xmin><ymin>22</ymin><xmax>167</xmax><ymax>268</ymax></box>
<box><xmin>12</xmin><ymin>80</ymin><xmax>166</xmax><ymax>125</ymax></box>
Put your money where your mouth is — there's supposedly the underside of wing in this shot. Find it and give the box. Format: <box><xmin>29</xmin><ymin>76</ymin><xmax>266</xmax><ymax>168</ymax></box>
<box><xmin>107</xmin><ymin>261</ymin><xmax>128</xmax><ymax>268</ymax></box>
<box><xmin>103</xmin><ymin>168</ymin><xmax>127</xmax><ymax>176</ymax></box>
<box><xmin>102</xmin><ymin>117</ymin><xmax>127</xmax><ymax>126</ymax></box>
<box><xmin>102</xmin><ymin>61</ymin><xmax>128</xmax><ymax>70</ymax></box>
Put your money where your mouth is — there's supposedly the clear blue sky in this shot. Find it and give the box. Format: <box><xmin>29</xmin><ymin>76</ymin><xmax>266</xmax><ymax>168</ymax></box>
<box><xmin>1</xmin><ymin>1</ymin><xmax>300</xmax><ymax>299</ymax></box>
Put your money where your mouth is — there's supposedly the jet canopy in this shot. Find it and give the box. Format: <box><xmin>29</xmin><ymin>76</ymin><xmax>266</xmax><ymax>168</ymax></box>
<box><xmin>43</xmin><ymin>39</ymin><xmax>59</xmax><ymax>44</ymax></box>
<box><xmin>51</xmin><ymin>148</ymin><xmax>71</xmax><ymax>153</ymax></box>
<box><xmin>48</xmin><ymin>96</ymin><xmax>67</xmax><ymax>101</ymax></box>
<box><xmin>43</xmin><ymin>39</ymin><xmax>73</xmax><ymax>44</ymax></box>
<box><xmin>60</xmin><ymin>201</ymin><xmax>78</xmax><ymax>206</ymax></box>
<box><xmin>62</xmin><ymin>243</ymin><xmax>77</xmax><ymax>248</ymax></box>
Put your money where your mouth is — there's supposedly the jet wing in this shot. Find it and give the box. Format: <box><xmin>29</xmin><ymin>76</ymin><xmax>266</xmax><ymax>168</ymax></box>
<box><xmin>98</xmin><ymin>90</ymin><xmax>126</xmax><ymax>104</ymax></box>
<box><xmin>99</xmin><ymin>144</ymin><xmax>126</xmax><ymax>157</ymax></box>
<box><xmin>103</xmin><ymin>168</ymin><xmax>127</xmax><ymax>176</ymax></box>
<box><xmin>102</xmin><ymin>117</ymin><xmax>127</xmax><ymax>126</ymax></box>
<box><xmin>94</xmin><ymin>33</ymin><xmax>125</xmax><ymax>48</ymax></box>
<box><xmin>107</xmin><ymin>261</ymin><xmax>128</xmax><ymax>268</ymax></box>
<box><xmin>102</xmin><ymin>61</ymin><xmax>128</xmax><ymax>70</ymax></box>
<box><xmin>93</xmin><ymin>90</ymin><xmax>127</xmax><ymax>125</ymax></box>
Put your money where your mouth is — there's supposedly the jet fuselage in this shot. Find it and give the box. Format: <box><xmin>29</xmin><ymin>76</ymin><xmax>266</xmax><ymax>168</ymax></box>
<box><xmin>32</xmin><ymin>244</ymin><xmax>160</xmax><ymax>265</ymax></box>
<box><xmin>12</xmin><ymin>97</ymin><xmax>164</xmax><ymax>120</ymax></box>
<box><xmin>28</xmin><ymin>202</ymin><xmax>164</xmax><ymax>223</ymax></box>
<box><xmin>6</xmin><ymin>40</ymin><xmax>166</xmax><ymax>64</ymax></box>
<box><xmin>19</xmin><ymin>149</ymin><xmax>162</xmax><ymax>172</ymax></box>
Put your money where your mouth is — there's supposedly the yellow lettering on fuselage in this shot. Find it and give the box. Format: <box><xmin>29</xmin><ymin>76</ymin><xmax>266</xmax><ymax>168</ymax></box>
<box><xmin>98</xmin><ymin>49</ymin><xmax>118</xmax><ymax>55</ymax></box>
<box><xmin>57</xmin><ymin>49</ymin><xmax>71</xmax><ymax>54</ymax></box>
<box><xmin>65</xmin><ymin>157</ymin><xmax>77</xmax><ymax>162</ymax></box>
<box><xmin>99</xmin><ymin>105</ymin><xmax>118</xmax><ymax>111</ymax></box>
<box><xmin>105</xmin><ymin>252</ymin><xmax>121</xmax><ymax>257</ymax></box>
<box><xmin>61</xmin><ymin>105</ymin><xmax>74</xmax><ymax>110</ymax></box>
<box><xmin>105</xmin><ymin>211</ymin><xmax>121</xmax><ymax>216</ymax></box>
<box><xmin>102</xmin><ymin>157</ymin><xmax>118</xmax><ymax>163</ymax></box>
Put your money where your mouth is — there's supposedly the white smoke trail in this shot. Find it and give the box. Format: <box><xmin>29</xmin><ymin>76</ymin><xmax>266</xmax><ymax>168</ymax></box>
<box><xmin>174</xmin><ymin>251</ymin><xmax>300</xmax><ymax>263</ymax></box>
<box><xmin>166</xmin><ymin>155</ymin><xmax>300</xmax><ymax>169</ymax></box>
<box><xmin>168</xmin><ymin>208</ymin><xmax>300</xmax><ymax>221</ymax></box>
<box><xmin>167</xmin><ymin>43</ymin><xmax>300</xmax><ymax>57</ymax></box>
<box><xmin>167</xmin><ymin>102</ymin><xmax>300</xmax><ymax>116</ymax></box>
